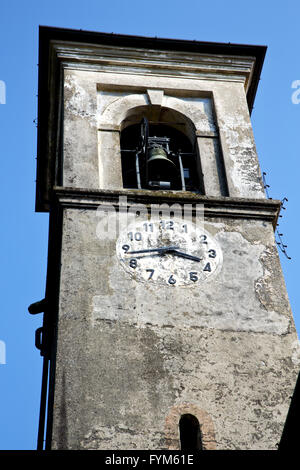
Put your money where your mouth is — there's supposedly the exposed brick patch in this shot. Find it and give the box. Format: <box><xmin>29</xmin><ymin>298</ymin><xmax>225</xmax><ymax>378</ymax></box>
<box><xmin>164</xmin><ymin>403</ymin><xmax>216</xmax><ymax>450</ymax></box>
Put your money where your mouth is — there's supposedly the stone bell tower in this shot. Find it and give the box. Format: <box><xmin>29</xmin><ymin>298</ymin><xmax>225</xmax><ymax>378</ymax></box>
<box><xmin>31</xmin><ymin>26</ymin><xmax>299</xmax><ymax>450</ymax></box>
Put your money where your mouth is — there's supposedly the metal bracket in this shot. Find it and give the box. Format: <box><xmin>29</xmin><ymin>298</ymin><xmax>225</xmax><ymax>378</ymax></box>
<box><xmin>35</xmin><ymin>327</ymin><xmax>44</xmax><ymax>355</ymax></box>
<box><xmin>28</xmin><ymin>298</ymin><xmax>47</xmax><ymax>315</ymax></box>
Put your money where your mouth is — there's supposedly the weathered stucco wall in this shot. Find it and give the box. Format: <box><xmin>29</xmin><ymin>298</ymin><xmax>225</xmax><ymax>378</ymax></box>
<box><xmin>45</xmin><ymin>41</ymin><xmax>298</xmax><ymax>451</ymax></box>
<box><xmin>50</xmin><ymin>206</ymin><xmax>299</xmax><ymax>450</ymax></box>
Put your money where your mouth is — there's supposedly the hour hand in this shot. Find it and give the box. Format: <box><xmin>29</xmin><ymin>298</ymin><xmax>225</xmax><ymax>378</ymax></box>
<box><xmin>169</xmin><ymin>249</ymin><xmax>202</xmax><ymax>262</ymax></box>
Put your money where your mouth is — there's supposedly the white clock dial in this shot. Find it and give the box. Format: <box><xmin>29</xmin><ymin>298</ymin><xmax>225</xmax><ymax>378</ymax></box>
<box><xmin>116</xmin><ymin>218</ymin><xmax>222</xmax><ymax>286</ymax></box>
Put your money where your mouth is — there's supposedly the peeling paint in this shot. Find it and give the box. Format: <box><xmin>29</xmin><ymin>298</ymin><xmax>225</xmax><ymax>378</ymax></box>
<box><xmin>65</xmin><ymin>73</ymin><xmax>96</xmax><ymax>122</ymax></box>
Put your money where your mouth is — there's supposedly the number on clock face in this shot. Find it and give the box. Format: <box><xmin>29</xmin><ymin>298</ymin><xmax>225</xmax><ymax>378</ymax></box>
<box><xmin>116</xmin><ymin>218</ymin><xmax>222</xmax><ymax>286</ymax></box>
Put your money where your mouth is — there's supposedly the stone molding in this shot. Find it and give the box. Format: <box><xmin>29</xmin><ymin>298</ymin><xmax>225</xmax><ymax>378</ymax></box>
<box><xmin>52</xmin><ymin>40</ymin><xmax>256</xmax><ymax>89</ymax></box>
<box><xmin>52</xmin><ymin>186</ymin><xmax>281</xmax><ymax>228</ymax></box>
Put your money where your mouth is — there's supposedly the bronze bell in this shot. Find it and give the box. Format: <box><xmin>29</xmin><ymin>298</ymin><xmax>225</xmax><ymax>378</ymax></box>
<box><xmin>147</xmin><ymin>146</ymin><xmax>178</xmax><ymax>189</ymax></box>
<box><xmin>148</xmin><ymin>146</ymin><xmax>174</xmax><ymax>163</ymax></box>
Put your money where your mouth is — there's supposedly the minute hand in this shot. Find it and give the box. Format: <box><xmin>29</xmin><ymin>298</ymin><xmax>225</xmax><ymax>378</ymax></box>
<box><xmin>169</xmin><ymin>249</ymin><xmax>202</xmax><ymax>262</ymax></box>
<box><xmin>127</xmin><ymin>246</ymin><xmax>179</xmax><ymax>254</ymax></box>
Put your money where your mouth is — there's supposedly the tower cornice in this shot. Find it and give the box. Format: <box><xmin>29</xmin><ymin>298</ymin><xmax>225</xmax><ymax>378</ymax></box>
<box><xmin>52</xmin><ymin>186</ymin><xmax>281</xmax><ymax>230</ymax></box>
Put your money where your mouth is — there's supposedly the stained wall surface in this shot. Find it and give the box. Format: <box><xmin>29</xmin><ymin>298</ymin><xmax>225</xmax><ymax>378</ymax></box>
<box><xmin>50</xmin><ymin>204</ymin><xmax>299</xmax><ymax>450</ymax></box>
<box><xmin>45</xmin><ymin>41</ymin><xmax>299</xmax><ymax>450</ymax></box>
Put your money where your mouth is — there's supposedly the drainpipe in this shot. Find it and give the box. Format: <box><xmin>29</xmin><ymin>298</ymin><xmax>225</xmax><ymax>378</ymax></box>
<box><xmin>28</xmin><ymin>298</ymin><xmax>49</xmax><ymax>451</ymax></box>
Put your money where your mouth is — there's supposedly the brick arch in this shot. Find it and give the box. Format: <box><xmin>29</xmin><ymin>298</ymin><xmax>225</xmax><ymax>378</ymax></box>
<box><xmin>164</xmin><ymin>403</ymin><xmax>217</xmax><ymax>450</ymax></box>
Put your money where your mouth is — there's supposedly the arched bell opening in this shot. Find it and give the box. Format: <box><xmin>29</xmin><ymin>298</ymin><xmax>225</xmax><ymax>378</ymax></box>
<box><xmin>120</xmin><ymin>108</ymin><xmax>203</xmax><ymax>193</ymax></box>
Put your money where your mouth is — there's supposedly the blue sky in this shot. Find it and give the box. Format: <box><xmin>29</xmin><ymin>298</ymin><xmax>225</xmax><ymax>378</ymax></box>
<box><xmin>1</xmin><ymin>0</ymin><xmax>300</xmax><ymax>450</ymax></box>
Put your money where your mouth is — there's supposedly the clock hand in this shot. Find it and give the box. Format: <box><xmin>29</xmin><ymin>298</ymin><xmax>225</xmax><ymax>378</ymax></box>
<box><xmin>168</xmin><ymin>249</ymin><xmax>202</xmax><ymax>262</ymax></box>
<box><xmin>127</xmin><ymin>246</ymin><xmax>202</xmax><ymax>262</ymax></box>
<box><xmin>127</xmin><ymin>246</ymin><xmax>179</xmax><ymax>254</ymax></box>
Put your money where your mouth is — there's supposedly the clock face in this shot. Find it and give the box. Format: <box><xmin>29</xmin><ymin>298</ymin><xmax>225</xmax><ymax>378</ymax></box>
<box><xmin>116</xmin><ymin>218</ymin><xmax>222</xmax><ymax>286</ymax></box>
